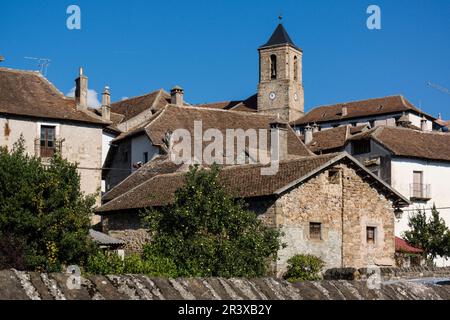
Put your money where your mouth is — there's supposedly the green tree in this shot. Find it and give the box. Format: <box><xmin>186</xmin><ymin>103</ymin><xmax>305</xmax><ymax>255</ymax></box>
<box><xmin>142</xmin><ymin>165</ymin><xmax>283</xmax><ymax>278</ymax></box>
<box><xmin>403</xmin><ymin>205</ymin><xmax>450</xmax><ymax>264</ymax></box>
<box><xmin>0</xmin><ymin>138</ymin><xmax>97</xmax><ymax>272</ymax></box>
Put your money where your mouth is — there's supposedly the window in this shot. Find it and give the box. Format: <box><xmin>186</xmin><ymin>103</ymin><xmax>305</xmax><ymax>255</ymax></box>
<box><xmin>270</xmin><ymin>54</ymin><xmax>277</xmax><ymax>79</ymax></box>
<box><xmin>328</xmin><ymin>169</ymin><xmax>340</xmax><ymax>184</ymax></box>
<box><xmin>143</xmin><ymin>152</ymin><xmax>149</xmax><ymax>164</ymax></box>
<box><xmin>352</xmin><ymin>140</ymin><xmax>371</xmax><ymax>155</ymax></box>
<box><xmin>293</xmin><ymin>56</ymin><xmax>298</xmax><ymax>81</ymax></box>
<box><xmin>369</xmin><ymin>120</ymin><xmax>375</xmax><ymax>128</ymax></box>
<box><xmin>123</xmin><ymin>151</ymin><xmax>128</xmax><ymax>162</ymax></box>
<box><xmin>366</xmin><ymin>227</ymin><xmax>376</xmax><ymax>244</ymax></box>
<box><xmin>309</xmin><ymin>222</ymin><xmax>322</xmax><ymax>240</ymax></box>
<box><xmin>40</xmin><ymin>125</ymin><xmax>56</xmax><ymax>158</ymax></box>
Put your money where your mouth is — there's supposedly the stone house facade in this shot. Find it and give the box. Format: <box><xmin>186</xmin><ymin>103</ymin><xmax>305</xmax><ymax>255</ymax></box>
<box><xmin>97</xmin><ymin>153</ymin><xmax>409</xmax><ymax>275</ymax></box>
<box><xmin>0</xmin><ymin>67</ymin><xmax>108</xmax><ymax>209</ymax></box>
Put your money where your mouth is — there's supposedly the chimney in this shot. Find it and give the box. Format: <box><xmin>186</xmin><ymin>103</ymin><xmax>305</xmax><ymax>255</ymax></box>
<box><xmin>342</xmin><ymin>106</ymin><xmax>348</xmax><ymax>117</ymax></box>
<box><xmin>270</xmin><ymin>116</ymin><xmax>288</xmax><ymax>161</ymax></box>
<box><xmin>421</xmin><ymin>116</ymin><xmax>428</xmax><ymax>131</ymax></box>
<box><xmin>75</xmin><ymin>67</ymin><xmax>88</xmax><ymax>110</ymax></box>
<box><xmin>0</xmin><ymin>55</ymin><xmax>4</xmax><ymax>63</ymax></box>
<box><xmin>312</xmin><ymin>123</ymin><xmax>319</xmax><ymax>133</ymax></box>
<box><xmin>171</xmin><ymin>86</ymin><xmax>184</xmax><ymax>107</ymax></box>
<box><xmin>304</xmin><ymin>124</ymin><xmax>313</xmax><ymax>145</ymax></box>
<box><xmin>101</xmin><ymin>86</ymin><xmax>111</xmax><ymax>121</ymax></box>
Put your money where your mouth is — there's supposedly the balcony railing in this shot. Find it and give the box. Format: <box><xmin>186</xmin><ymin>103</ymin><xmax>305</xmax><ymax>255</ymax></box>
<box><xmin>34</xmin><ymin>139</ymin><xmax>63</xmax><ymax>159</ymax></box>
<box><xmin>410</xmin><ymin>183</ymin><xmax>431</xmax><ymax>201</ymax></box>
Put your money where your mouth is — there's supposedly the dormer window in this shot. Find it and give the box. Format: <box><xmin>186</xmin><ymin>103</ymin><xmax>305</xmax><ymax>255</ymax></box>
<box><xmin>270</xmin><ymin>54</ymin><xmax>277</xmax><ymax>79</ymax></box>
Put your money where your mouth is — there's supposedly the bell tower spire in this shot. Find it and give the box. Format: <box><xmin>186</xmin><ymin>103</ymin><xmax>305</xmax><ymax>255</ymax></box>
<box><xmin>257</xmin><ymin>22</ymin><xmax>304</xmax><ymax>122</ymax></box>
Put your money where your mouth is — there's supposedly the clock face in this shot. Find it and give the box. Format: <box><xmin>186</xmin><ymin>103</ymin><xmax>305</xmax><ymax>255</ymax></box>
<box><xmin>294</xmin><ymin>93</ymin><xmax>298</xmax><ymax>101</ymax></box>
<box><xmin>269</xmin><ymin>92</ymin><xmax>276</xmax><ymax>100</ymax></box>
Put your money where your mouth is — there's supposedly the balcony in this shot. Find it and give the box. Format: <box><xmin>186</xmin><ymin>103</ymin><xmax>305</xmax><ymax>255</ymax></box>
<box><xmin>410</xmin><ymin>183</ymin><xmax>431</xmax><ymax>201</ymax></box>
<box><xmin>34</xmin><ymin>138</ymin><xmax>63</xmax><ymax>159</ymax></box>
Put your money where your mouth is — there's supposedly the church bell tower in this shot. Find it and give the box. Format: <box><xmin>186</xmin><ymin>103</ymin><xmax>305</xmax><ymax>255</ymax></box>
<box><xmin>257</xmin><ymin>23</ymin><xmax>304</xmax><ymax>122</ymax></box>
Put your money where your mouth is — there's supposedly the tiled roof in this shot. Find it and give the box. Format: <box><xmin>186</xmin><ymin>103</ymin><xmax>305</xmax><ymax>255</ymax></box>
<box><xmin>292</xmin><ymin>95</ymin><xmax>435</xmax><ymax>126</ymax></box>
<box><xmin>195</xmin><ymin>94</ymin><xmax>258</xmax><ymax>113</ymax></box>
<box><xmin>395</xmin><ymin>237</ymin><xmax>423</xmax><ymax>254</ymax></box>
<box><xmin>305</xmin><ymin>126</ymin><xmax>349</xmax><ymax>154</ymax></box>
<box><xmin>349</xmin><ymin>126</ymin><xmax>450</xmax><ymax>162</ymax></box>
<box><xmin>102</xmin><ymin>155</ymin><xmax>184</xmax><ymax>202</ymax></box>
<box><xmin>259</xmin><ymin>24</ymin><xmax>301</xmax><ymax>51</ymax></box>
<box><xmin>0</xmin><ymin>68</ymin><xmax>106</xmax><ymax>125</ymax></box>
<box><xmin>113</xmin><ymin>104</ymin><xmax>312</xmax><ymax>157</ymax></box>
<box><xmin>110</xmin><ymin>89</ymin><xmax>170</xmax><ymax>122</ymax></box>
<box><xmin>97</xmin><ymin>153</ymin><xmax>409</xmax><ymax>213</ymax></box>
<box><xmin>89</xmin><ymin>229</ymin><xmax>124</xmax><ymax>246</ymax></box>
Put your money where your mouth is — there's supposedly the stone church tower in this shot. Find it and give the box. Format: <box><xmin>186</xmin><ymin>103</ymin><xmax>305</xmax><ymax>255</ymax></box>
<box><xmin>257</xmin><ymin>24</ymin><xmax>304</xmax><ymax>122</ymax></box>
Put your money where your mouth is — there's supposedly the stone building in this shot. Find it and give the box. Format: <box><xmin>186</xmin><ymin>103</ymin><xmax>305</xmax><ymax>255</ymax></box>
<box><xmin>101</xmin><ymin>23</ymin><xmax>307</xmax><ymax>191</ymax></box>
<box><xmin>291</xmin><ymin>95</ymin><xmax>439</xmax><ymax>133</ymax></box>
<box><xmin>97</xmin><ymin>152</ymin><xmax>409</xmax><ymax>274</ymax></box>
<box><xmin>0</xmin><ymin>67</ymin><xmax>109</xmax><ymax>208</ymax></box>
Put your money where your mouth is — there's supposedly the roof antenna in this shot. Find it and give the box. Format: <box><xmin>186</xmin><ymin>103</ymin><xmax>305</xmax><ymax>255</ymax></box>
<box><xmin>24</xmin><ymin>56</ymin><xmax>51</xmax><ymax>76</ymax></box>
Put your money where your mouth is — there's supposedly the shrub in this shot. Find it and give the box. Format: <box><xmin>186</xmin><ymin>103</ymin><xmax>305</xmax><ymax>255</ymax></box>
<box><xmin>0</xmin><ymin>138</ymin><xmax>97</xmax><ymax>272</ymax></box>
<box><xmin>283</xmin><ymin>254</ymin><xmax>325</xmax><ymax>282</ymax></box>
<box><xmin>86</xmin><ymin>251</ymin><xmax>179</xmax><ymax>277</ymax></box>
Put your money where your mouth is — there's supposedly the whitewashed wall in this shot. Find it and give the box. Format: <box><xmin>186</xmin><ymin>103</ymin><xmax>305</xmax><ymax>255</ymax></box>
<box><xmin>130</xmin><ymin>134</ymin><xmax>159</xmax><ymax>171</ymax></box>
<box><xmin>391</xmin><ymin>158</ymin><xmax>450</xmax><ymax>266</ymax></box>
<box><xmin>0</xmin><ymin>116</ymin><xmax>103</xmax><ymax>206</ymax></box>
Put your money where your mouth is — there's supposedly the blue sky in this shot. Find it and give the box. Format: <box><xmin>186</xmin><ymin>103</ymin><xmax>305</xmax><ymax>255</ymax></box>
<box><xmin>1</xmin><ymin>0</ymin><xmax>449</xmax><ymax>118</ymax></box>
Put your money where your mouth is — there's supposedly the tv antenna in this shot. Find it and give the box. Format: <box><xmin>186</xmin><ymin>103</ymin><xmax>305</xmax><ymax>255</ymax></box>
<box><xmin>24</xmin><ymin>56</ymin><xmax>51</xmax><ymax>75</ymax></box>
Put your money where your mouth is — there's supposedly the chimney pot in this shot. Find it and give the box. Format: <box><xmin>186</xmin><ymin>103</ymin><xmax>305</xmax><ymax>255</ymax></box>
<box><xmin>270</xmin><ymin>116</ymin><xmax>289</xmax><ymax>161</ymax></box>
<box><xmin>342</xmin><ymin>106</ymin><xmax>348</xmax><ymax>117</ymax></box>
<box><xmin>312</xmin><ymin>123</ymin><xmax>319</xmax><ymax>133</ymax></box>
<box><xmin>75</xmin><ymin>67</ymin><xmax>88</xmax><ymax>110</ymax></box>
<box><xmin>101</xmin><ymin>86</ymin><xmax>111</xmax><ymax>121</ymax></box>
<box><xmin>421</xmin><ymin>116</ymin><xmax>428</xmax><ymax>131</ymax></box>
<box><xmin>304</xmin><ymin>124</ymin><xmax>313</xmax><ymax>145</ymax></box>
<box><xmin>171</xmin><ymin>86</ymin><xmax>184</xmax><ymax>107</ymax></box>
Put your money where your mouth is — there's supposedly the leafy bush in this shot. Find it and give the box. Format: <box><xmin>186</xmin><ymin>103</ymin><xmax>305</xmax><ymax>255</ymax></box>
<box><xmin>142</xmin><ymin>164</ymin><xmax>283</xmax><ymax>278</ymax></box>
<box><xmin>283</xmin><ymin>254</ymin><xmax>325</xmax><ymax>282</ymax></box>
<box><xmin>86</xmin><ymin>251</ymin><xmax>178</xmax><ymax>277</ymax></box>
<box><xmin>0</xmin><ymin>138</ymin><xmax>97</xmax><ymax>272</ymax></box>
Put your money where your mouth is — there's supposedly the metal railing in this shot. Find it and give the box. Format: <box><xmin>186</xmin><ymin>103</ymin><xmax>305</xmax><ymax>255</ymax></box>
<box><xmin>410</xmin><ymin>183</ymin><xmax>431</xmax><ymax>200</ymax></box>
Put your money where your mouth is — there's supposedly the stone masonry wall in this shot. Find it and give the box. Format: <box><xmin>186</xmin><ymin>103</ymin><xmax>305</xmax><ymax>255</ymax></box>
<box><xmin>102</xmin><ymin>211</ymin><xmax>150</xmax><ymax>253</ymax></box>
<box><xmin>270</xmin><ymin>164</ymin><xmax>396</xmax><ymax>276</ymax></box>
<box><xmin>2</xmin><ymin>269</ymin><xmax>449</xmax><ymax>300</ymax></box>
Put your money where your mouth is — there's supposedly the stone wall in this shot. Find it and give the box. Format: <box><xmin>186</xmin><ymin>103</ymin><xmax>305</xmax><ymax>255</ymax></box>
<box><xmin>1</xmin><ymin>269</ymin><xmax>449</xmax><ymax>300</ymax></box>
<box><xmin>324</xmin><ymin>267</ymin><xmax>450</xmax><ymax>282</ymax></box>
<box><xmin>102</xmin><ymin>211</ymin><xmax>150</xmax><ymax>253</ymax></box>
<box><xmin>270</xmin><ymin>164</ymin><xmax>396</xmax><ymax>275</ymax></box>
